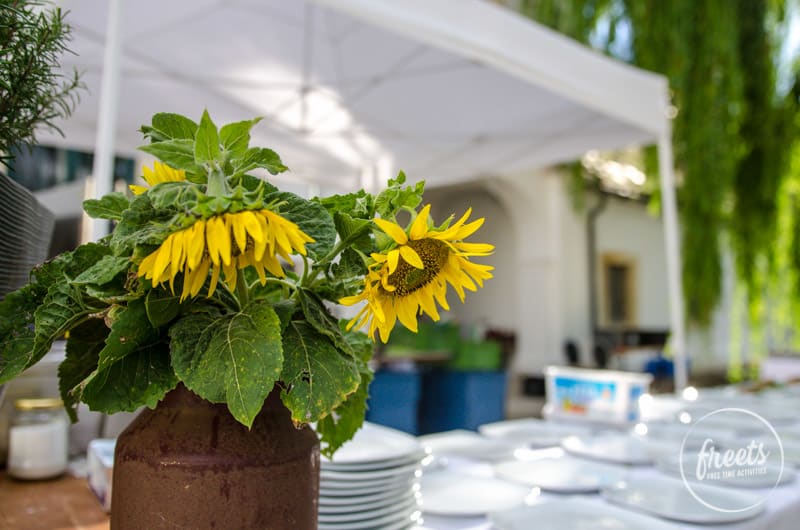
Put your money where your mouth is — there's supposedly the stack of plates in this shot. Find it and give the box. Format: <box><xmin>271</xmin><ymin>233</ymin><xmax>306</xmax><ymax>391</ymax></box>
<box><xmin>320</xmin><ymin>423</ymin><xmax>424</xmax><ymax>529</ymax></box>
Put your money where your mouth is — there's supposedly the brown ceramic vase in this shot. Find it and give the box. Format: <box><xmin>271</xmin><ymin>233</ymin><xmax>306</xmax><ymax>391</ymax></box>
<box><xmin>110</xmin><ymin>384</ymin><xmax>319</xmax><ymax>529</ymax></box>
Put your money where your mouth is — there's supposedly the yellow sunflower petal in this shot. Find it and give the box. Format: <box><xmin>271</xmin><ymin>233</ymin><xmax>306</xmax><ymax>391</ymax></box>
<box><xmin>399</xmin><ymin>245</ymin><xmax>423</xmax><ymax>269</ymax></box>
<box><xmin>187</xmin><ymin>220</ymin><xmax>206</xmax><ymax>269</ymax></box>
<box><xmin>207</xmin><ymin>263</ymin><xmax>221</xmax><ymax>297</ymax></box>
<box><xmin>229</xmin><ymin>213</ymin><xmax>248</xmax><ymax>253</ymax></box>
<box><xmin>387</xmin><ymin>249</ymin><xmax>400</xmax><ymax>274</ymax></box>
<box><xmin>409</xmin><ymin>204</ymin><xmax>431</xmax><ymax>240</ymax></box>
<box><xmin>206</xmin><ymin>216</ymin><xmax>231</xmax><ymax>266</ymax></box>
<box><xmin>374</xmin><ymin>218</ymin><xmax>408</xmax><ymax>245</ymax></box>
<box><xmin>129</xmin><ymin>184</ymin><xmax>148</xmax><ymax>195</ymax></box>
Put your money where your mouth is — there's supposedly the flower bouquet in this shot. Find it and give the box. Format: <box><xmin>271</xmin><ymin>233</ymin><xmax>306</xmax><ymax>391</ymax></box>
<box><xmin>0</xmin><ymin>111</ymin><xmax>493</xmax><ymax>456</ymax></box>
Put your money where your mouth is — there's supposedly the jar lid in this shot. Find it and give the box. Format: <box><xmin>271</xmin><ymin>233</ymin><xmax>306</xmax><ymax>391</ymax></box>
<box><xmin>14</xmin><ymin>398</ymin><xmax>64</xmax><ymax>410</ymax></box>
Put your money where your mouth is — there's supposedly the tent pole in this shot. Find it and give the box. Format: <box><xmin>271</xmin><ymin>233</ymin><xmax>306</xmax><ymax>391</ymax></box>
<box><xmin>657</xmin><ymin>123</ymin><xmax>688</xmax><ymax>392</ymax></box>
<box><xmin>89</xmin><ymin>0</ymin><xmax>123</xmax><ymax>241</ymax></box>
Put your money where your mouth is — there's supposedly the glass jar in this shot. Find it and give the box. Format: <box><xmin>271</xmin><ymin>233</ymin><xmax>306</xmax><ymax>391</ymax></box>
<box><xmin>7</xmin><ymin>398</ymin><xmax>69</xmax><ymax>480</ymax></box>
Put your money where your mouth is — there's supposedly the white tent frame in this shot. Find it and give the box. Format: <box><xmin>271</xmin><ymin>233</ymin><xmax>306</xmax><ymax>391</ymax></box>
<box><xmin>85</xmin><ymin>0</ymin><xmax>687</xmax><ymax>391</ymax></box>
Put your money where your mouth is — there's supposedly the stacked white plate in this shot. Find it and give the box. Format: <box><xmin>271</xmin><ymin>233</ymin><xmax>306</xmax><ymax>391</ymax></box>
<box><xmin>320</xmin><ymin>423</ymin><xmax>424</xmax><ymax>529</ymax></box>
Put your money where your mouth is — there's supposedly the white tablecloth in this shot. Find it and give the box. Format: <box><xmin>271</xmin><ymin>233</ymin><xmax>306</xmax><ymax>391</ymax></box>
<box><xmin>416</xmin><ymin>459</ymin><xmax>800</xmax><ymax>530</ymax></box>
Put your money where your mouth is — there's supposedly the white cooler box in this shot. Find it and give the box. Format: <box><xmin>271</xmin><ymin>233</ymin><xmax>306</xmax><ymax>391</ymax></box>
<box><xmin>543</xmin><ymin>366</ymin><xmax>652</xmax><ymax>425</ymax></box>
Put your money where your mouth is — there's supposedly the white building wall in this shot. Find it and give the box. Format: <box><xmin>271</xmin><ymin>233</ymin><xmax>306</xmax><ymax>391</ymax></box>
<box><xmin>594</xmin><ymin>196</ymin><xmax>671</xmax><ymax>329</ymax></box>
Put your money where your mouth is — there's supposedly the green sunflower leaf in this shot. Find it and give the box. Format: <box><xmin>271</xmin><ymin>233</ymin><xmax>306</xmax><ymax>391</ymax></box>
<box><xmin>72</xmin><ymin>255</ymin><xmax>130</xmax><ymax>286</ymax></box>
<box><xmin>111</xmin><ymin>195</ymin><xmax>173</xmax><ymax>255</ymax></box>
<box><xmin>169</xmin><ymin>301</ymin><xmax>283</xmax><ymax>428</ymax></box>
<box><xmin>147</xmin><ymin>181</ymin><xmax>198</xmax><ymax>212</ymax></box>
<box><xmin>30</xmin><ymin>283</ymin><xmax>99</xmax><ymax>371</ymax></box>
<box><xmin>82</xmin><ymin>192</ymin><xmax>130</xmax><ymax>221</ymax></box>
<box><xmin>317</xmin><ymin>366</ymin><xmax>373</xmax><ymax>459</ymax></box>
<box><xmin>332</xmin><ymin>212</ymin><xmax>373</xmax><ymax>252</ymax></box>
<box><xmin>220</xmin><ymin>118</ymin><xmax>262</xmax><ymax>157</ymax></box>
<box><xmin>319</xmin><ymin>190</ymin><xmax>374</xmax><ymax>219</ymax></box>
<box><xmin>141</xmin><ymin>113</ymin><xmax>198</xmax><ymax>142</ymax></box>
<box><xmin>279</xmin><ymin>321</ymin><xmax>360</xmax><ymax>424</ymax></box>
<box><xmin>296</xmin><ymin>288</ymin><xmax>353</xmax><ymax>356</ymax></box>
<box><xmin>232</xmin><ymin>147</ymin><xmax>288</xmax><ymax>176</ymax></box>
<box><xmin>138</xmin><ymin>139</ymin><xmax>200</xmax><ymax>174</ymax></box>
<box><xmin>0</xmin><ymin>285</ymin><xmax>38</xmax><ymax>383</ymax></box>
<box><xmin>58</xmin><ymin>319</ymin><xmax>108</xmax><ymax>421</ymax></box>
<box><xmin>339</xmin><ymin>325</ymin><xmax>375</xmax><ymax>362</ymax></box>
<box><xmin>195</xmin><ymin>110</ymin><xmax>221</xmax><ymax>166</ymax></box>
<box><xmin>144</xmin><ymin>288</ymin><xmax>183</xmax><ymax>328</ymax></box>
<box><xmin>266</xmin><ymin>191</ymin><xmax>336</xmax><ymax>261</ymax></box>
<box><xmin>82</xmin><ymin>343</ymin><xmax>177</xmax><ymax>414</ymax></box>
<box><xmin>375</xmin><ymin>171</ymin><xmax>425</xmax><ymax>218</ymax></box>
<box><xmin>96</xmin><ymin>298</ymin><xmax>159</xmax><ymax>371</ymax></box>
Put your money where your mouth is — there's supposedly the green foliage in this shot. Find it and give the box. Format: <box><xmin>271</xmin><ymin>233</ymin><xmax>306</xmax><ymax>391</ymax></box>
<box><xmin>169</xmin><ymin>302</ymin><xmax>283</xmax><ymax>427</ymax></box>
<box><xmin>0</xmin><ymin>109</ymin><xmax>440</xmax><ymax>455</ymax></box>
<box><xmin>526</xmin><ymin>0</ymin><xmax>800</xmax><ymax>327</ymax></box>
<box><xmin>0</xmin><ymin>0</ymin><xmax>84</xmax><ymax>164</ymax></box>
<box><xmin>83</xmin><ymin>193</ymin><xmax>131</xmax><ymax>221</ymax></box>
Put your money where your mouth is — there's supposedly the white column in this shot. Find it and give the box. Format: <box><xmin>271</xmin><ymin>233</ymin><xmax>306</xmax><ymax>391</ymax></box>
<box><xmin>658</xmin><ymin>124</ymin><xmax>688</xmax><ymax>392</ymax></box>
<box><xmin>89</xmin><ymin>0</ymin><xmax>124</xmax><ymax>241</ymax></box>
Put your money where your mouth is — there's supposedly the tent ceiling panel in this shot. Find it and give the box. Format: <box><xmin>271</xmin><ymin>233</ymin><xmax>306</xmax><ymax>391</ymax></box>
<box><xmin>44</xmin><ymin>0</ymin><xmax>667</xmax><ymax>190</ymax></box>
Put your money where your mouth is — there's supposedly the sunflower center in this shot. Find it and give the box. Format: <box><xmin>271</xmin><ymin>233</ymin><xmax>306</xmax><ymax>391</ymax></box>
<box><xmin>385</xmin><ymin>238</ymin><xmax>450</xmax><ymax>296</ymax></box>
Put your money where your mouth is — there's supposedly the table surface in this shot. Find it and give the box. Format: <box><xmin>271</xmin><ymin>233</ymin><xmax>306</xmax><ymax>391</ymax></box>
<box><xmin>0</xmin><ymin>472</ymin><xmax>109</xmax><ymax>530</ymax></box>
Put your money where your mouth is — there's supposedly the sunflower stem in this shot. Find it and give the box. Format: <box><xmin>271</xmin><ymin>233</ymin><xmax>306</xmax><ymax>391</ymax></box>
<box><xmin>206</xmin><ymin>167</ymin><xmax>231</xmax><ymax>197</ymax></box>
<box><xmin>235</xmin><ymin>271</ymin><xmax>250</xmax><ymax>308</ymax></box>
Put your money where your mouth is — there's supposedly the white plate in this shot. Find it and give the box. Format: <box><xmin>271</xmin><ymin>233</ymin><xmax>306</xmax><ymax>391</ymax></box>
<box><xmin>320</xmin><ymin>482</ymin><xmax>419</xmax><ymax>507</ymax></box>
<box><xmin>321</xmin><ymin>489</ymin><xmax>417</xmax><ymax>514</ymax></box>
<box><xmin>418</xmin><ymin>430</ymin><xmax>519</xmax><ymax>461</ymax></box>
<box><xmin>494</xmin><ymin>455</ymin><xmax>627</xmax><ymax>493</ymax></box>
<box><xmin>318</xmin><ymin>495</ymin><xmax>419</xmax><ymax>524</ymax></box>
<box><xmin>479</xmin><ymin>419</ymin><xmax>593</xmax><ymax>447</ymax></box>
<box><xmin>322</xmin><ymin>422</ymin><xmax>422</xmax><ymax>465</ymax></box>
<box><xmin>420</xmin><ymin>470</ymin><xmax>536</xmax><ymax>516</ymax></box>
<box><xmin>656</xmin><ymin>454</ymin><xmax>796</xmax><ymax>488</ymax></box>
<box><xmin>322</xmin><ymin>450</ymin><xmax>426</xmax><ymax>471</ymax></box>
<box><xmin>489</xmin><ymin>497</ymin><xmax>681</xmax><ymax>530</ymax></box>
<box><xmin>318</xmin><ymin>497</ymin><xmax>420</xmax><ymax>529</ymax></box>
<box><xmin>321</xmin><ymin>461</ymin><xmax>421</xmax><ymax>482</ymax></box>
<box><xmin>321</xmin><ymin>476</ymin><xmax>418</xmax><ymax>496</ymax></box>
<box><xmin>602</xmin><ymin>474</ymin><xmax>765</xmax><ymax>524</ymax></box>
<box><xmin>562</xmin><ymin>434</ymin><xmax>653</xmax><ymax>465</ymax></box>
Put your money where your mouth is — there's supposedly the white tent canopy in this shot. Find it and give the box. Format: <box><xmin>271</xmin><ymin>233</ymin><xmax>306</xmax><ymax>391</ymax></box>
<box><xmin>44</xmin><ymin>0</ymin><xmax>687</xmax><ymax>390</ymax></box>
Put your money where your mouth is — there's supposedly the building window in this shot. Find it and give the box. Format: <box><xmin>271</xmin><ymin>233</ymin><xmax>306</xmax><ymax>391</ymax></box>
<box><xmin>601</xmin><ymin>253</ymin><xmax>636</xmax><ymax>327</ymax></box>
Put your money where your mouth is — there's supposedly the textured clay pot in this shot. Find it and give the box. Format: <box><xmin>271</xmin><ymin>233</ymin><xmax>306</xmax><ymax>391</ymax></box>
<box><xmin>110</xmin><ymin>384</ymin><xmax>319</xmax><ymax>529</ymax></box>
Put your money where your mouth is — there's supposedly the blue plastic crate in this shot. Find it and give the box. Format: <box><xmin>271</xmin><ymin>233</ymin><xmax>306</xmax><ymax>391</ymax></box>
<box><xmin>418</xmin><ymin>370</ymin><xmax>507</xmax><ymax>434</ymax></box>
<box><xmin>365</xmin><ymin>370</ymin><xmax>422</xmax><ymax>435</ymax></box>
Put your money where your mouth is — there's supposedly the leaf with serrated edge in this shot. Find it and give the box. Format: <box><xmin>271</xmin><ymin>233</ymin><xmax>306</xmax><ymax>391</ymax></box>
<box><xmin>72</xmin><ymin>255</ymin><xmax>130</xmax><ymax>286</ymax></box>
<box><xmin>280</xmin><ymin>321</ymin><xmax>359</xmax><ymax>424</ymax></box>
<box><xmin>318</xmin><ymin>367</ymin><xmax>372</xmax><ymax>458</ymax></box>
<box><xmin>139</xmin><ymin>139</ymin><xmax>198</xmax><ymax>173</ymax></box>
<box><xmin>59</xmin><ymin>319</ymin><xmax>108</xmax><ymax>421</ymax></box>
<box><xmin>82</xmin><ymin>344</ymin><xmax>177</xmax><ymax>414</ymax></box>
<box><xmin>96</xmin><ymin>298</ymin><xmax>158</xmax><ymax>371</ymax></box>
<box><xmin>220</xmin><ymin>118</ymin><xmax>261</xmax><ymax>156</ymax></box>
<box><xmin>169</xmin><ymin>301</ymin><xmax>283</xmax><ymax>427</ymax></box>
<box><xmin>195</xmin><ymin>110</ymin><xmax>221</xmax><ymax>166</ymax></box>
<box><xmin>145</xmin><ymin>289</ymin><xmax>182</xmax><ymax>328</ymax></box>
<box><xmin>297</xmin><ymin>289</ymin><xmax>354</xmax><ymax>356</ymax></box>
<box><xmin>83</xmin><ymin>192</ymin><xmax>130</xmax><ymax>221</ymax></box>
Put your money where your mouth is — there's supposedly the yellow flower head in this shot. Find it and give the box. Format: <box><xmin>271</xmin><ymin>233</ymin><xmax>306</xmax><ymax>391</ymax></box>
<box><xmin>341</xmin><ymin>204</ymin><xmax>494</xmax><ymax>342</ymax></box>
<box><xmin>137</xmin><ymin>209</ymin><xmax>314</xmax><ymax>300</ymax></box>
<box><xmin>129</xmin><ymin>161</ymin><xmax>186</xmax><ymax>195</ymax></box>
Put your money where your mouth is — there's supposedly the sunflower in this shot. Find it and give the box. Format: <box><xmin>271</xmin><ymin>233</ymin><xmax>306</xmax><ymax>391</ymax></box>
<box><xmin>137</xmin><ymin>209</ymin><xmax>314</xmax><ymax>300</ymax></box>
<box><xmin>341</xmin><ymin>204</ymin><xmax>494</xmax><ymax>342</ymax></box>
<box><xmin>129</xmin><ymin>161</ymin><xmax>186</xmax><ymax>195</ymax></box>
